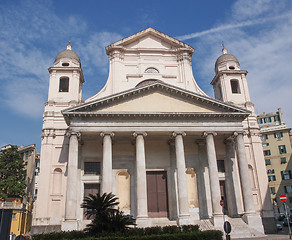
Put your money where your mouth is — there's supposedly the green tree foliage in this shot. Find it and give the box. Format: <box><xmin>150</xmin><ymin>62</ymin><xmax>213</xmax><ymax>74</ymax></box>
<box><xmin>81</xmin><ymin>192</ymin><xmax>136</xmax><ymax>235</ymax></box>
<box><xmin>0</xmin><ymin>145</ymin><xmax>26</xmax><ymax>200</ymax></box>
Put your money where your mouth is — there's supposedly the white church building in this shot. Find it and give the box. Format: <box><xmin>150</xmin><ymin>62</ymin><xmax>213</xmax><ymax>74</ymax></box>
<box><xmin>32</xmin><ymin>28</ymin><xmax>275</xmax><ymax>236</ymax></box>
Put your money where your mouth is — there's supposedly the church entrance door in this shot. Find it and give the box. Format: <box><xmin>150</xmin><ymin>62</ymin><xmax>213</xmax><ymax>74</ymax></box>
<box><xmin>146</xmin><ymin>171</ymin><xmax>169</xmax><ymax>217</ymax></box>
<box><xmin>219</xmin><ymin>180</ymin><xmax>228</xmax><ymax>215</ymax></box>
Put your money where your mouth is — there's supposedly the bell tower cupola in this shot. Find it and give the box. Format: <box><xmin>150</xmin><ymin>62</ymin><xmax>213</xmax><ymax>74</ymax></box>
<box><xmin>47</xmin><ymin>42</ymin><xmax>84</xmax><ymax>105</ymax></box>
<box><xmin>211</xmin><ymin>46</ymin><xmax>254</xmax><ymax>112</ymax></box>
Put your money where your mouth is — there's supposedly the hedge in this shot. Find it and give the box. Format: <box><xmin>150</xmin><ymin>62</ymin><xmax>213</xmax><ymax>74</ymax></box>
<box><xmin>32</xmin><ymin>225</ymin><xmax>222</xmax><ymax>240</ymax></box>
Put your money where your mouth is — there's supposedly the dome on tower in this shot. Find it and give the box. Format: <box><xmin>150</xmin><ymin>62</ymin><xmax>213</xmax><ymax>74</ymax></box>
<box><xmin>54</xmin><ymin>43</ymin><xmax>80</xmax><ymax>64</ymax></box>
<box><xmin>215</xmin><ymin>47</ymin><xmax>240</xmax><ymax>73</ymax></box>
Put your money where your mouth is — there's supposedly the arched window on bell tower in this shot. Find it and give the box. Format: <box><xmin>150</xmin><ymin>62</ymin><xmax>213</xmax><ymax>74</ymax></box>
<box><xmin>230</xmin><ymin>79</ymin><xmax>240</xmax><ymax>94</ymax></box>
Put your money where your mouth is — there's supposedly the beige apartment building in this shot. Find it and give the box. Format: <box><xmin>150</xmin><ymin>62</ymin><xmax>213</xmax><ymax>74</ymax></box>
<box><xmin>257</xmin><ymin>109</ymin><xmax>292</xmax><ymax>213</ymax></box>
<box><xmin>0</xmin><ymin>144</ymin><xmax>38</xmax><ymax>235</ymax></box>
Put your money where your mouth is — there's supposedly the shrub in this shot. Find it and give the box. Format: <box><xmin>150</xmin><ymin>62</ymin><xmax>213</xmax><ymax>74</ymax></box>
<box><xmin>181</xmin><ymin>224</ymin><xmax>200</xmax><ymax>232</ymax></box>
<box><xmin>32</xmin><ymin>230</ymin><xmax>89</xmax><ymax>240</ymax></box>
<box><xmin>144</xmin><ymin>226</ymin><xmax>162</xmax><ymax>235</ymax></box>
<box><xmin>162</xmin><ymin>225</ymin><xmax>181</xmax><ymax>234</ymax></box>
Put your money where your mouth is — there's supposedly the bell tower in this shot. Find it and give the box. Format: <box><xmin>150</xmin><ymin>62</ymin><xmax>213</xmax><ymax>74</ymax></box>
<box><xmin>47</xmin><ymin>43</ymin><xmax>84</xmax><ymax>105</ymax></box>
<box><xmin>211</xmin><ymin>47</ymin><xmax>254</xmax><ymax>112</ymax></box>
<box><xmin>34</xmin><ymin>43</ymin><xmax>84</xmax><ymax>227</ymax></box>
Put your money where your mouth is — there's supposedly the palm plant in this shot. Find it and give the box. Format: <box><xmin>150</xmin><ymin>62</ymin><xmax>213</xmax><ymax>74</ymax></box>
<box><xmin>81</xmin><ymin>192</ymin><xmax>136</xmax><ymax>235</ymax></box>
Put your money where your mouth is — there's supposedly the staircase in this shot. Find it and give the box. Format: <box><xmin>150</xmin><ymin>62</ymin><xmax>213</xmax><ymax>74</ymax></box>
<box><xmin>194</xmin><ymin>217</ymin><xmax>265</xmax><ymax>238</ymax></box>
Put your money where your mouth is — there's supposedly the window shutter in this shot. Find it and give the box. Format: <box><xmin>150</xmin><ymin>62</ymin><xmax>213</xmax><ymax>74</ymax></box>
<box><xmin>281</xmin><ymin>171</ymin><xmax>284</xmax><ymax>180</ymax></box>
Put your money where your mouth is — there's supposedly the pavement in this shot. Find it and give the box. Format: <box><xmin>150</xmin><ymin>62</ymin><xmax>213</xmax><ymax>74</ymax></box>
<box><xmin>232</xmin><ymin>234</ymin><xmax>289</xmax><ymax>240</ymax></box>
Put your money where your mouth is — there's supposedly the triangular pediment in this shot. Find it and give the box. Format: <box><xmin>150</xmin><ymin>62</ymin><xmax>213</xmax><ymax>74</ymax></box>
<box><xmin>98</xmin><ymin>92</ymin><xmax>215</xmax><ymax>113</ymax></box>
<box><xmin>106</xmin><ymin>28</ymin><xmax>194</xmax><ymax>54</ymax></box>
<box><xmin>62</xmin><ymin>82</ymin><xmax>250</xmax><ymax>125</ymax></box>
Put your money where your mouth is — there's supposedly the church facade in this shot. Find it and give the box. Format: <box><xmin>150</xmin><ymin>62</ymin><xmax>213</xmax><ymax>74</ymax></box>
<box><xmin>32</xmin><ymin>28</ymin><xmax>275</xmax><ymax>236</ymax></box>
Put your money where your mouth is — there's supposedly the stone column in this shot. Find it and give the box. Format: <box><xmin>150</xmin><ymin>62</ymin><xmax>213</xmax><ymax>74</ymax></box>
<box><xmin>100</xmin><ymin>132</ymin><xmax>114</xmax><ymax>194</ymax></box>
<box><xmin>172</xmin><ymin>132</ymin><xmax>191</xmax><ymax>225</ymax></box>
<box><xmin>62</xmin><ymin>131</ymin><xmax>80</xmax><ymax>231</ymax></box>
<box><xmin>203</xmin><ymin>132</ymin><xmax>223</xmax><ymax>226</ymax></box>
<box><xmin>234</xmin><ymin>132</ymin><xmax>255</xmax><ymax>214</ymax></box>
<box><xmin>224</xmin><ymin>139</ymin><xmax>243</xmax><ymax>217</ymax></box>
<box><xmin>133</xmin><ymin>132</ymin><xmax>149</xmax><ymax>226</ymax></box>
<box><xmin>196</xmin><ymin>140</ymin><xmax>212</xmax><ymax>218</ymax></box>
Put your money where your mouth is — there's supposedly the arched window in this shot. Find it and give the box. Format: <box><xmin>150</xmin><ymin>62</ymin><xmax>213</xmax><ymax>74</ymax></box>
<box><xmin>230</xmin><ymin>79</ymin><xmax>240</xmax><ymax>94</ymax></box>
<box><xmin>59</xmin><ymin>77</ymin><xmax>69</xmax><ymax>92</ymax></box>
<box><xmin>145</xmin><ymin>67</ymin><xmax>159</xmax><ymax>73</ymax></box>
<box><xmin>52</xmin><ymin>168</ymin><xmax>62</xmax><ymax>194</ymax></box>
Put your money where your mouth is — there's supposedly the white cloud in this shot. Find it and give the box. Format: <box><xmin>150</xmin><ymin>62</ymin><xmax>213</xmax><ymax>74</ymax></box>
<box><xmin>185</xmin><ymin>0</ymin><xmax>292</xmax><ymax>127</ymax></box>
<box><xmin>0</xmin><ymin>0</ymin><xmax>120</xmax><ymax>118</ymax></box>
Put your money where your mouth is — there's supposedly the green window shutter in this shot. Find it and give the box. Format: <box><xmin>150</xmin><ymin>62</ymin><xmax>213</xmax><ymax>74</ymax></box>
<box><xmin>281</xmin><ymin>171</ymin><xmax>284</xmax><ymax>180</ymax></box>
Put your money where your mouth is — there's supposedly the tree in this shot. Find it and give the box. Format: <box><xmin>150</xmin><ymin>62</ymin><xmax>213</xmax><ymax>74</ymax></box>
<box><xmin>81</xmin><ymin>192</ymin><xmax>136</xmax><ymax>235</ymax></box>
<box><xmin>0</xmin><ymin>145</ymin><xmax>26</xmax><ymax>200</ymax></box>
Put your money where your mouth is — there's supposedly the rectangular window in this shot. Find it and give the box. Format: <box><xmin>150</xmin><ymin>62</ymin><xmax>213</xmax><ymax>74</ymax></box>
<box><xmin>261</xmin><ymin>134</ymin><xmax>268</xmax><ymax>141</ymax></box>
<box><xmin>59</xmin><ymin>77</ymin><xmax>69</xmax><ymax>92</ymax></box>
<box><xmin>274</xmin><ymin>132</ymin><xmax>283</xmax><ymax>138</ymax></box>
<box><xmin>264</xmin><ymin>150</ymin><xmax>271</xmax><ymax>156</ymax></box>
<box><xmin>12</xmin><ymin>213</ymin><xmax>16</xmax><ymax>219</ymax></box>
<box><xmin>84</xmin><ymin>162</ymin><xmax>101</xmax><ymax>175</ymax></box>
<box><xmin>265</xmin><ymin>159</ymin><xmax>271</xmax><ymax>165</ymax></box>
<box><xmin>279</xmin><ymin>145</ymin><xmax>287</xmax><ymax>154</ymax></box>
<box><xmin>281</xmin><ymin>157</ymin><xmax>287</xmax><ymax>164</ymax></box>
<box><xmin>262</xmin><ymin>143</ymin><xmax>269</xmax><ymax>147</ymax></box>
<box><xmin>268</xmin><ymin>175</ymin><xmax>276</xmax><ymax>181</ymax></box>
<box><xmin>264</xmin><ymin>117</ymin><xmax>272</xmax><ymax>123</ymax></box>
<box><xmin>230</xmin><ymin>80</ymin><xmax>241</xmax><ymax>93</ymax></box>
<box><xmin>270</xmin><ymin>187</ymin><xmax>276</xmax><ymax>195</ymax></box>
<box><xmin>217</xmin><ymin>160</ymin><xmax>225</xmax><ymax>172</ymax></box>
<box><xmin>285</xmin><ymin>186</ymin><xmax>292</xmax><ymax>193</ymax></box>
<box><xmin>281</xmin><ymin>170</ymin><xmax>292</xmax><ymax>180</ymax></box>
<box><xmin>25</xmin><ymin>152</ymin><xmax>29</xmax><ymax>159</ymax></box>
<box><xmin>257</xmin><ymin>118</ymin><xmax>263</xmax><ymax>124</ymax></box>
<box><xmin>267</xmin><ymin>169</ymin><xmax>275</xmax><ymax>174</ymax></box>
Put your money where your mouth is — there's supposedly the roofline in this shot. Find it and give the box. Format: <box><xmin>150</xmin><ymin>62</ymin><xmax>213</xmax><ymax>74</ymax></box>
<box><xmin>105</xmin><ymin>27</ymin><xmax>194</xmax><ymax>55</ymax></box>
<box><xmin>211</xmin><ymin>70</ymin><xmax>248</xmax><ymax>85</ymax></box>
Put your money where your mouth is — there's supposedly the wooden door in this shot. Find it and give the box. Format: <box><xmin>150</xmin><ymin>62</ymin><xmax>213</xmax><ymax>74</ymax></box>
<box><xmin>84</xmin><ymin>183</ymin><xmax>100</xmax><ymax>219</ymax></box>
<box><xmin>146</xmin><ymin>171</ymin><xmax>168</xmax><ymax>217</ymax></box>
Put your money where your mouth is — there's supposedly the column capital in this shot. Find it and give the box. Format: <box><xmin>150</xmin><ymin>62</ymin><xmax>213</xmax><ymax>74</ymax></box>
<box><xmin>202</xmin><ymin>132</ymin><xmax>217</xmax><ymax>138</ymax></box>
<box><xmin>133</xmin><ymin>132</ymin><xmax>147</xmax><ymax>138</ymax></box>
<box><xmin>65</xmin><ymin>130</ymin><xmax>81</xmax><ymax>140</ymax></box>
<box><xmin>172</xmin><ymin>131</ymin><xmax>186</xmax><ymax>138</ymax></box>
<box><xmin>100</xmin><ymin>132</ymin><xmax>115</xmax><ymax>138</ymax></box>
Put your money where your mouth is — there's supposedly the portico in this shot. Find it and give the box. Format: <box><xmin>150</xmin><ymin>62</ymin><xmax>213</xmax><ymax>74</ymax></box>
<box><xmin>61</xmin><ymin>81</ymin><xmax>257</xmax><ymax>228</ymax></box>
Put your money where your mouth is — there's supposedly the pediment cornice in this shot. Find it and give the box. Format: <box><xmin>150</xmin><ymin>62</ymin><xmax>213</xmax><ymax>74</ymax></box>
<box><xmin>62</xmin><ymin>82</ymin><xmax>250</xmax><ymax>125</ymax></box>
<box><xmin>106</xmin><ymin>28</ymin><xmax>194</xmax><ymax>55</ymax></box>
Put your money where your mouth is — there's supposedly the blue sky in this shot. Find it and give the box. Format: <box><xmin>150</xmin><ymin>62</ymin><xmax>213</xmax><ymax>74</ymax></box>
<box><xmin>0</xmin><ymin>0</ymin><xmax>292</xmax><ymax>151</ymax></box>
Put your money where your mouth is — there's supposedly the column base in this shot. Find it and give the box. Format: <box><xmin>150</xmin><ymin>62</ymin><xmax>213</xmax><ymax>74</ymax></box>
<box><xmin>136</xmin><ymin>217</ymin><xmax>151</xmax><ymax>228</ymax></box>
<box><xmin>210</xmin><ymin>214</ymin><xmax>224</xmax><ymax>228</ymax></box>
<box><xmin>61</xmin><ymin>220</ymin><xmax>78</xmax><ymax>231</ymax></box>
<box><xmin>177</xmin><ymin>215</ymin><xmax>193</xmax><ymax>226</ymax></box>
<box><xmin>242</xmin><ymin>213</ymin><xmax>265</xmax><ymax>234</ymax></box>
